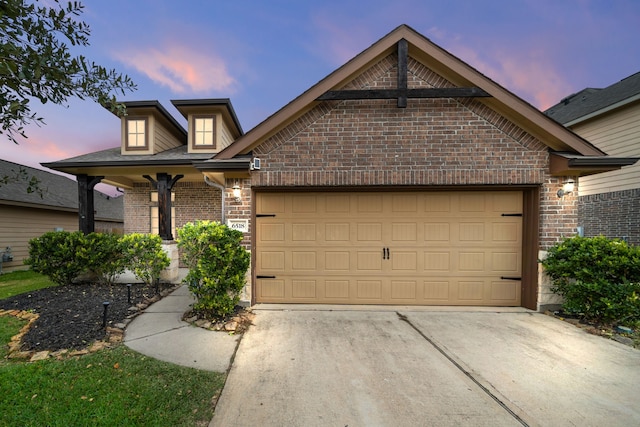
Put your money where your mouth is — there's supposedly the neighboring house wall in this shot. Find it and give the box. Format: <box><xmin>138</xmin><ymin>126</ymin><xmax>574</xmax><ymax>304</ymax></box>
<box><xmin>575</xmin><ymin>101</ymin><xmax>640</xmax><ymax>244</ymax></box>
<box><xmin>0</xmin><ymin>205</ymin><xmax>78</xmax><ymax>273</ymax></box>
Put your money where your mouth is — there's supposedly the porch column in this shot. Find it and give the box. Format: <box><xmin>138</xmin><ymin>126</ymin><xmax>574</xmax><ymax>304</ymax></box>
<box><xmin>144</xmin><ymin>173</ymin><xmax>184</xmax><ymax>240</ymax></box>
<box><xmin>77</xmin><ymin>174</ymin><xmax>104</xmax><ymax>235</ymax></box>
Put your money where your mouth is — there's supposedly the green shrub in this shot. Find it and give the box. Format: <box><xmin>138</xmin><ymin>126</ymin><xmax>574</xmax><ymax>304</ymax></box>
<box><xmin>542</xmin><ymin>236</ymin><xmax>640</xmax><ymax>324</ymax></box>
<box><xmin>120</xmin><ymin>233</ymin><xmax>170</xmax><ymax>286</ymax></box>
<box><xmin>25</xmin><ymin>231</ymin><xmax>170</xmax><ymax>287</ymax></box>
<box><xmin>177</xmin><ymin>221</ymin><xmax>250</xmax><ymax>317</ymax></box>
<box><xmin>24</xmin><ymin>231</ymin><xmax>87</xmax><ymax>285</ymax></box>
<box><xmin>80</xmin><ymin>233</ymin><xmax>127</xmax><ymax>285</ymax></box>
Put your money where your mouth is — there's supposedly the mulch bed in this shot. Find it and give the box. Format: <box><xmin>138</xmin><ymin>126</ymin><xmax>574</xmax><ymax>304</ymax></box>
<box><xmin>0</xmin><ymin>282</ymin><xmax>175</xmax><ymax>352</ymax></box>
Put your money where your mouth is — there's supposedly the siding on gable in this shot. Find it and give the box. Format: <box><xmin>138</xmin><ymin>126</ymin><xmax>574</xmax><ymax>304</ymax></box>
<box><xmin>154</xmin><ymin>121</ymin><xmax>183</xmax><ymax>153</ymax></box>
<box><xmin>574</xmin><ymin>102</ymin><xmax>640</xmax><ymax>195</ymax></box>
<box><xmin>219</xmin><ymin>116</ymin><xmax>235</xmax><ymax>150</ymax></box>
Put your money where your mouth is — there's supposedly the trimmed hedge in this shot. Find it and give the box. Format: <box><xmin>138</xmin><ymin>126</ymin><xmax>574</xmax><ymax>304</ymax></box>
<box><xmin>25</xmin><ymin>231</ymin><xmax>169</xmax><ymax>286</ymax></box>
<box><xmin>177</xmin><ymin>221</ymin><xmax>250</xmax><ymax>317</ymax></box>
<box><xmin>542</xmin><ymin>236</ymin><xmax>640</xmax><ymax>324</ymax></box>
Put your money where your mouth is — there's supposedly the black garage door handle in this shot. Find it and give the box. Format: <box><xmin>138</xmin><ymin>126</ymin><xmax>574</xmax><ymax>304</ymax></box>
<box><xmin>501</xmin><ymin>276</ymin><xmax>522</xmax><ymax>281</ymax></box>
<box><xmin>257</xmin><ymin>275</ymin><xmax>276</xmax><ymax>279</ymax></box>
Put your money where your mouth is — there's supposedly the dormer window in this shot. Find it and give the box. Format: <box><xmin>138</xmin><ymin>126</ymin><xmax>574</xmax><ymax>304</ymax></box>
<box><xmin>192</xmin><ymin>115</ymin><xmax>216</xmax><ymax>149</ymax></box>
<box><xmin>126</xmin><ymin>118</ymin><xmax>148</xmax><ymax>150</ymax></box>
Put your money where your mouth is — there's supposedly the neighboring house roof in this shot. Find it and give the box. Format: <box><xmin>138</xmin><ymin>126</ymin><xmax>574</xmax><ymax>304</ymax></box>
<box><xmin>212</xmin><ymin>24</ymin><xmax>606</xmax><ymax>161</ymax></box>
<box><xmin>0</xmin><ymin>159</ymin><xmax>123</xmax><ymax>222</ymax></box>
<box><xmin>545</xmin><ymin>71</ymin><xmax>640</xmax><ymax>125</ymax></box>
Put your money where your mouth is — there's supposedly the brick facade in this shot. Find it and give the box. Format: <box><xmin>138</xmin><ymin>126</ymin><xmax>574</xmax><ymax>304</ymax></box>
<box><xmin>248</xmin><ymin>53</ymin><xmax>578</xmax><ymax>251</ymax></box>
<box><xmin>124</xmin><ymin>180</ymin><xmax>222</xmax><ymax>235</ymax></box>
<box><xmin>579</xmin><ymin>189</ymin><xmax>640</xmax><ymax>245</ymax></box>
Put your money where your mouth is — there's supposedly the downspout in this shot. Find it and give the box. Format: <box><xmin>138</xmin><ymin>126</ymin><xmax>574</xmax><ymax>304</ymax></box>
<box><xmin>204</xmin><ymin>175</ymin><xmax>226</xmax><ymax>223</ymax></box>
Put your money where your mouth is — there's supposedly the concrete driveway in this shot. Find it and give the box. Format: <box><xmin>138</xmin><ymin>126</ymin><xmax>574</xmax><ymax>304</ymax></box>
<box><xmin>210</xmin><ymin>307</ymin><xmax>640</xmax><ymax>427</ymax></box>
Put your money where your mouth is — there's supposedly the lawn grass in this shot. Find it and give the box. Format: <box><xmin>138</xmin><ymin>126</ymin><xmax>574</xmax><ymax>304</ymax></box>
<box><xmin>0</xmin><ymin>270</ymin><xmax>57</xmax><ymax>299</ymax></box>
<box><xmin>0</xmin><ymin>316</ymin><xmax>25</xmax><ymax>359</ymax></box>
<box><xmin>0</xmin><ymin>342</ymin><xmax>225</xmax><ymax>426</ymax></box>
<box><xmin>0</xmin><ymin>273</ymin><xmax>226</xmax><ymax>426</ymax></box>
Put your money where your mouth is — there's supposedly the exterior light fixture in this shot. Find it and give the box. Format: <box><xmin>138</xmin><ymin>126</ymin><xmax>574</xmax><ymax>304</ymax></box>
<box><xmin>232</xmin><ymin>183</ymin><xmax>242</xmax><ymax>202</ymax></box>
<box><xmin>557</xmin><ymin>179</ymin><xmax>575</xmax><ymax>198</ymax></box>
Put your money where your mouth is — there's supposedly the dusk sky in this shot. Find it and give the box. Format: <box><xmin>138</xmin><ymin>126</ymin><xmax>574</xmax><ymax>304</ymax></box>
<box><xmin>4</xmin><ymin>0</ymin><xmax>640</xmax><ymax>195</ymax></box>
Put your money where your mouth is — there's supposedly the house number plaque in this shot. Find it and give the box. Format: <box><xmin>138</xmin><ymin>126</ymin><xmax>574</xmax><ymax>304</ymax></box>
<box><xmin>227</xmin><ymin>219</ymin><xmax>249</xmax><ymax>233</ymax></box>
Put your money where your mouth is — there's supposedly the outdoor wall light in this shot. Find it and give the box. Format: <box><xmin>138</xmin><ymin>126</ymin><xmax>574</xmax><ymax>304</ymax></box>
<box><xmin>557</xmin><ymin>179</ymin><xmax>575</xmax><ymax>198</ymax></box>
<box><xmin>232</xmin><ymin>184</ymin><xmax>242</xmax><ymax>202</ymax></box>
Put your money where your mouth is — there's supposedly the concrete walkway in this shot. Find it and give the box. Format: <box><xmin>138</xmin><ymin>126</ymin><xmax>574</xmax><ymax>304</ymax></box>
<box><xmin>123</xmin><ymin>285</ymin><xmax>239</xmax><ymax>372</ymax></box>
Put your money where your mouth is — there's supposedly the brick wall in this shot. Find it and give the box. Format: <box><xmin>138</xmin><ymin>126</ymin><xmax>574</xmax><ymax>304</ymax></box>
<box><xmin>579</xmin><ymin>188</ymin><xmax>640</xmax><ymax>245</ymax></box>
<box><xmin>124</xmin><ymin>180</ymin><xmax>222</xmax><ymax>235</ymax></box>
<box><xmin>248</xmin><ymin>53</ymin><xmax>578</xmax><ymax>250</ymax></box>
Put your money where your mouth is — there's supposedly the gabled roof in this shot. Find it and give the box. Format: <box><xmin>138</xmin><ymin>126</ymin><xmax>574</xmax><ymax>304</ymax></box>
<box><xmin>118</xmin><ymin>100</ymin><xmax>187</xmax><ymax>142</ymax></box>
<box><xmin>214</xmin><ymin>24</ymin><xmax>606</xmax><ymax>160</ymax></box>
<box><xmin>0</xmin><ymin>159</ymin><xmax>123</xmax><ymax>221</ymax></box>
<box><xmin>171</xmin><ymin>98</ymin><xmax>244</xmax><ymax>136</ymax></box>
<box><xmin>545</xmin><ymin>71</ymin><xmax>640</xmax><ymax>125</ymax></box>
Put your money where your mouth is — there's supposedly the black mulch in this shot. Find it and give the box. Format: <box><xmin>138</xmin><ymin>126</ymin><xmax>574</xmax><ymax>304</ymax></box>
<box><xmin>0</xmin><ymin>282</ymin><xmax>174</xmax><ymax>352</ymax></box>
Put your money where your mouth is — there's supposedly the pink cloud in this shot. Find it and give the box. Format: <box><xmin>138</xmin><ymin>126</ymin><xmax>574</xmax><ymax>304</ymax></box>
<box><xmin>311</xmin><ymin>16</ymin><xmax>374</xmax><ymax>65</ymax></box>
<box><xmin>114</xmin><ymin>43</ymin><xmax>236</xmax><ymax>94</ymax></box>
<box><xmin>445</xmin><ymin>41</ymin><xmax>570</xmax><ymax>111</ymax></box>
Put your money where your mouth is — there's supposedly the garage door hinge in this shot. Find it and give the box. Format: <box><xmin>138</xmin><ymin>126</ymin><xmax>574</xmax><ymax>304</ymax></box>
<box><xmin>501</xmin><ymin>213</ymin><xmax>523</xmax><ymax>217</ymax></box>
<box><xmin>257</xmin><ymin>275</ymin><xmax>276</xmax><ymax>279</ymax></box>
<box><xmin>256</xmin><ymin>214</ymin><xmax>276</xmax><ymax>217</ymax></box>
<box><xmin>501</xmin><ymin>276</ymin><xmax>522</xmax><ymax>281</ymax></box>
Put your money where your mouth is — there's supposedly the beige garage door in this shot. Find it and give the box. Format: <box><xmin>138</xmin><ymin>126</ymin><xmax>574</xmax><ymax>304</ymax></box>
<box><xmin>255</xmin><ymin>191</ymin><xmax>522</xmax><ymax>306</ymax></box>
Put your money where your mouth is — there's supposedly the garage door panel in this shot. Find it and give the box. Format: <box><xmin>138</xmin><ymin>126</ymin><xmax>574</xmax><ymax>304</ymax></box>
<box><xmin>357</xmin><ymin>194</ymin><xmax>383</xmax><ymax>213</ymax></box>
<box><xmin>256</xmin><ymin>191</ymin><xmax>522</xmax><ymax>306</ymax></box>
<box><xmin>325</xmin><ymin>223</ymin><xmax>350</xmax><ymax>241</ymax></box>
<box><xmin>291</xmin><ymin>251</ymin><xmax>317</xmax><ymax>271</ymax></box>
<box><xmin>424</xmin><ymin>194</ymin><xmax>451</xmax><ymax>212</ymax></box>
<box><xmin>424</xmin><ymin>252</ymin><xmax>451</xmax><ymax>271</ymax></box>
<box><xmin>325</xmin><ymin>195</ymin><xmax>350</xmax><ymax>213</ymax></box>
<box><xmin>391</xmin><ymin>223</ymin><xmax>418</xmax><ymax>241</ymax></box>
<box><xmin>357</xmin><ymin>251</ymin><xmax>383</xmax><ymax>271</ymax></box>
<box><xmin>491</xmin><ymin>252</ymin><xmax>520</xmax><ymax>273</ymax></box>
<box><xmin>357</xmin><ymin>223</ymin><xmax>383</xmax><ymax>241</ymax></box>
<box><xmin>258</xmin><ymin>223</ymin><xmax>285</xmax><ymax>242</ymax></box>
<box><xmin>459</xmin><ymin>222</ymin><xmax>485</xmax><ymax>241</ymax></box>
<box><xmin>458</xmin><ymin>252</ymin><xmax>486</xmax><ymax>272</ymax></box>
<box><xmin>292</xmin><ymin>195</ymin><xmax>317</xmax><ymax>213</ymax></box>
<box><xmin>391</xmin><ymin>251</ymin><xmax>418</xmax><ymax>271</ymax></box>
<box><xmin>424</xmin><ymin>222</ymin><xmax>450</xmax><ymax>241</ymax></box>
<box><xmin>325</xmin><ymin>251</ymin><xmax>350</xmax><ymax>270</ymax></box>
<box><xmin>392</xmin><ymin>194</ymin><xmax>418</xmax><ymax>212</ymax></box>
<box><xmin>357</xmin><ymin>280</ymin><xmax>383</xmax><ymax>300</ymax></box>
<box><xmin>258</xmin><ymin>251</ymin><xmax>285</xmax><ymax>271</ymax></box>
<box><xmin>491</xmin><ymin>280</ymin><xmax>520</xmax><ymax>301</ymax></box>
<box><xmin>291</xmin><ymin>223</ymin><xmax>317</xmax><ymax>241</ymax></box>
<box><xmin>258</xmin><ymin>279</ymin><xmax>285</xmax><ymax>299</ymax></box>
<box><xmin>458</xmin><ymin>280</ymin><xmax>485</xmax><ymax>300</ymax></box>
<box><xmin>424</xmin><ymin>280</ymin><xmax>451</xmax><ymax>301</ymax></box>
<box><xmin>291</xmin><ymin>280</ymin><xmax>317</xmax><ymax>298</ymax></box>
<box><xmin>391</xmin><ymin>280</ymin><xmax>417</xmax><ymax>300</ymax></box>
<box><xmin>325</xmin><ymin>280</ymin><xmax>350</xmax><ymax>299</ymax></box>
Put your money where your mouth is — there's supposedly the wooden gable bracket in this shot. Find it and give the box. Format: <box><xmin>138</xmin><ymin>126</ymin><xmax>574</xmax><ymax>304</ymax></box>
<box><xmin>316</xmin><ymin>39</ymin><xmax>491</xmax><ymax>107</ymax></box>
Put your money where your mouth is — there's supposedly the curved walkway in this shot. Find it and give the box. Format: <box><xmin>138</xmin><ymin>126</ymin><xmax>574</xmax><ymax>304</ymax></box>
<box><xmin>123</xmin><ymin>285</ymin><xmax>239</xmax><ymax>372</ymax></box>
